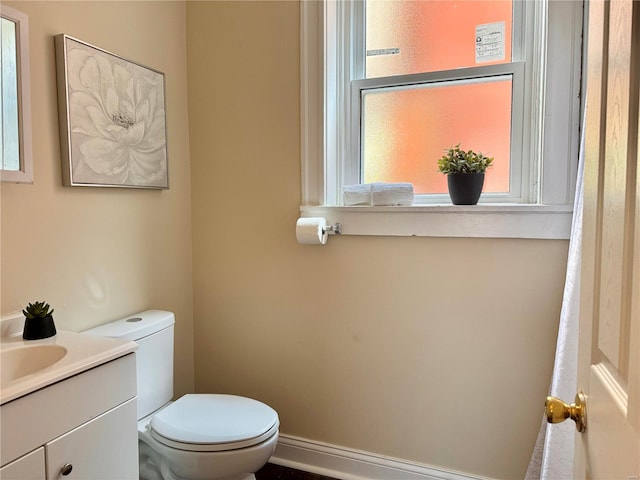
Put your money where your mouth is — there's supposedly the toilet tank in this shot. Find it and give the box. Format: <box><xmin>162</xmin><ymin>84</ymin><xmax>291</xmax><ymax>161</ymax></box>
<box><xmin>84</xmin><ymin>310</ymin><xmax>175</xmax><ymax>420</ymax></box>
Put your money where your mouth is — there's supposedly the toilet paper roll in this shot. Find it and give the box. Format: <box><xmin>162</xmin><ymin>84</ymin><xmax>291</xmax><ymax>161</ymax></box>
<box><xmin>296</xmin><ymin>217</ymin><xmax>328</xmax><ymax>245</ymax></box>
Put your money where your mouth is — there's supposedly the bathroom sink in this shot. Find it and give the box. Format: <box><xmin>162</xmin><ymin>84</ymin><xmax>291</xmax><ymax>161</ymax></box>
<box><xmin>1</xmin><ymin>345</ymin><xmax>68</xmax><ymax>387</ymax></box>
<box><xmin>0</xmin><ymin>313</ymin><xmax>137</xmax><ymax>405</ymax></box>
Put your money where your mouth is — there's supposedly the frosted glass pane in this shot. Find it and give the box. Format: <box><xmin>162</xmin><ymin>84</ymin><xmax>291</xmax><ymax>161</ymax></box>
<box><xmin>1</xmin><ymin>17</ymin><xmax>20</xmax><ymax>171</ymax></box>
<box><xmin>361</xmin><ymin>78</ymin><xmax>512</xmax><ymax>194</ymax></box>
<box><xmin>366</xmin><ymin>0</ymin><xmax>512</xmax><ymax>78</ymax></box>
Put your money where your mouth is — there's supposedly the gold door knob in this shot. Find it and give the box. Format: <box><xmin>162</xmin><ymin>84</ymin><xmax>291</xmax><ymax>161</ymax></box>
<box><xmin>545</xmin><ymin>391</ymin><xmax>587</xmax><ymax>432</ymax></box>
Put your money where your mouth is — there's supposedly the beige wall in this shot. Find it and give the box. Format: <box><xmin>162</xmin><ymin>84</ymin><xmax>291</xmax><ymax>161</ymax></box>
<box><xmin>0</xmin><ymin>1</ymin><xmax>571</xmax><ymax>478</ymax></box>
<box><xmin>187</xmin><ymin>2</ymin><xmax>569</xmax><ymax>479</ymax></box>
<box><xmin>0</xmin><ymin>1</ymin><xmax>194</xmax><ymax>397</ymax></box>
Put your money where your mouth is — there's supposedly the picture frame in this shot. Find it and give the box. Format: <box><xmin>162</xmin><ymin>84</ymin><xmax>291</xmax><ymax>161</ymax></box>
<box><xmin>55</xmin><ymin>34</ymin><xmax>169</xmax><ymax>189</ymax></box>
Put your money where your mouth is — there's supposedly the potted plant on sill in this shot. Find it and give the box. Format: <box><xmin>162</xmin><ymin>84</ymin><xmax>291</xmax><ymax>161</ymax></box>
<box><xmin>437</xmin><ymin>144</ymin><xmax>494</xmax><ymax>205</ymax></box>
<box><xmin>22</xmin><ymin>301</ymin><xmax>57</xmax><ymax>340</ymax></box>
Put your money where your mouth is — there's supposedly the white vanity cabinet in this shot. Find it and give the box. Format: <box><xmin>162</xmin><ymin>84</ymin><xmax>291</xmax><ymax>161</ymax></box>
<box><xmin>0</xmin><ymin>353</ymin><xmax>138</xmax><ymax>480</ymax></box>
<box><xmin>45</xmin><ymin>398</ymin><xmax>137</xmax><ymax>479</ymax></box>
<box><xmin>0</xmin><ymin>448</ymin><xmax>45</xmax><ymax>480</ymax></box>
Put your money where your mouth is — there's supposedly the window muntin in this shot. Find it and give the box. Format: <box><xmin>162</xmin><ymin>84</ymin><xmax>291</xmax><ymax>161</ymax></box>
<box><xmin>365</xmin><ymin>0</ymin><xmax>513</xmax><ymax>78</ymax></box>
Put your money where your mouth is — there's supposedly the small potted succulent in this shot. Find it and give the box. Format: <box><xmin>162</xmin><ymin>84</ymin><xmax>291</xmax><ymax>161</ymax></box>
<box><xmin>22</xmin><ymin>301</ymin><xmax>57</xmax><ymax>340</ymax></box>
<box><xmin>437</xmin><ymin>144</ymin><xmax>494</xmax><ymax>205</ymax></box>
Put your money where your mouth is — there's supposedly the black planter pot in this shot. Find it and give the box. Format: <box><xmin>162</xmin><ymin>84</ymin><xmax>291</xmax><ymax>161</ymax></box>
<box><xmin>23</xmin><ymin>315</ymin><xmax>57</xmax><ymax>340</ymax></box>
<box><xmin>447</xmin><ymin>173</ymin><xmax>485</xmax><ymax>205</ymax></box>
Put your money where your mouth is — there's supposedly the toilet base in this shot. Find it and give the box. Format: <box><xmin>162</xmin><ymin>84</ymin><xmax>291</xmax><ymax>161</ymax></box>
<box><xmin>138</xmin><ymin>425</ymin><xmax>277</xmax><ymax>480</ymax></box>
<box><xmin>140</xmin><ymin>440</ymin><xmax>260</xmax><ymax>480</ymax></box>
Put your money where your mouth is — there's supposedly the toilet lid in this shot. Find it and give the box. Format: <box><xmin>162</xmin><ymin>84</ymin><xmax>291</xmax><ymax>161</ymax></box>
<box><xmin>149</xmin><ymin>394</ymin><xmax>279</xmax><ymax>452</ymax></box>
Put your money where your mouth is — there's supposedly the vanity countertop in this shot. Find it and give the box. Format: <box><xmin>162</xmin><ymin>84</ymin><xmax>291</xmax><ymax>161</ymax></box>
<box><xmin>1</xmin><ymin>316</ymin><xmax>136</xmax><ymax>405</ymax></box>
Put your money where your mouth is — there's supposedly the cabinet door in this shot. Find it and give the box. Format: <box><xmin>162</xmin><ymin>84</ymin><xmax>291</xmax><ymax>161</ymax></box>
<box><xmin>0</xmin><ymin>447</ymin><xmax>45</xmax><ymax>480</ymax></box>
<box><xmin>46</xmin><ymin>398</ymin><xmax>138</xmax><ymax>480</ymax></box>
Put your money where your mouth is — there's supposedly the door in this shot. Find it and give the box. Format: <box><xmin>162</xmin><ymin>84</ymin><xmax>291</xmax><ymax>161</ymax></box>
<box><xmin>577</xmin><ymin>0</ymin><xmax>640</xmax><ymax>477</ymax></box>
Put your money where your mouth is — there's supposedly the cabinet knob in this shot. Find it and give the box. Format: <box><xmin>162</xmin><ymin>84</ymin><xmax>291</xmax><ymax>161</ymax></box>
<box><xmin>61</xmin><ymin>463</ymin><xmax>73</xmax><ymax>476</ymax></box>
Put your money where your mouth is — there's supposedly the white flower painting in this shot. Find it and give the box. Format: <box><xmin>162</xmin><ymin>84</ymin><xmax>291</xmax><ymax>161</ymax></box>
<box><xmin>56</xmin><ymin>35</ymin><xmax>168</xmax><ymax>188</ymax></box>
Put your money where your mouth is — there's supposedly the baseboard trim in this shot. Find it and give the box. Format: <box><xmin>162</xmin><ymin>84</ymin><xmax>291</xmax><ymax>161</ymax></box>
<box><xmin>270</xmin><ymin>434</ymin><xmax>494</xmax><ymax>480</ymax></box>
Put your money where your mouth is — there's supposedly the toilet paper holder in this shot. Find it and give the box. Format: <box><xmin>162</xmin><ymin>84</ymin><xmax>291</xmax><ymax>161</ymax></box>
<box><xmin>296</xmin><ymin>217</ymin><xmax>342</xmax><ymax>245</ymax></box>
<box><xmin>323</xmin><ymin>223</ymin><xmax>343</xmax><ymax>235</ymax></box>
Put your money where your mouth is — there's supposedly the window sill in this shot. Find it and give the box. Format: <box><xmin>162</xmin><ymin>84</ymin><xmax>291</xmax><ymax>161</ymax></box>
<box><xmin>299</xmin><ymin>204</ymin><xmax>574</xmax><ymax>240</ymax></box>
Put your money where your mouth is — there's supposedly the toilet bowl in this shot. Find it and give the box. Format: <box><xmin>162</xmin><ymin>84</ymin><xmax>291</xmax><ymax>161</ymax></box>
<box><xmin>139</xmin><ymin>394</ymin><xmax>279</xmax><ymax>480</ymax></box>
<box><xmin>85</xmin><ymin>310</ymin><xmax>279</xmax><ymax>480</ymax></box>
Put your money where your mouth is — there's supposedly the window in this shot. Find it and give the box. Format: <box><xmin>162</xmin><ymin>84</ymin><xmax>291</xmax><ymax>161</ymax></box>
<box><xmin>358</xmin><ymin>0</ymin><xmax>520</xmax><ymax>201</ymax></box>
<box><xmin>356</xmin><ymin>66</ymin><xmax>521</xmax><ymax>201</ymax></box>
<box><xmin>1</xmin><ymin>4</ymin><xmax>32</xmax><ymax>183</ymax></box>
<box><xmin>300</xmin><ymin>0</ymin><xmax>584</xmax><ymax>239</ymax></box>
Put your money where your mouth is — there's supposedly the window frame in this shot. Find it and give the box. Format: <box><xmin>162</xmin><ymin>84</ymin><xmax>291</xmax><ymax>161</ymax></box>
<box><xmin>352</xmin><ymin>63</ymin><xmax>525</xmax><ymax>203</ymax></box>
<box><xmin>352</xmin><ymin>0</ymin><xmax>529</xmax><ymax>204</ymax></box>
<box><xmin>1</xmin><ymin>4</ymin><xmax>33</xmax><ymax>184</ymax></box>
<box><xmin>300</xmin><ymin>0</ymin><xmax>583</xmax><ymax>239</ymax></box>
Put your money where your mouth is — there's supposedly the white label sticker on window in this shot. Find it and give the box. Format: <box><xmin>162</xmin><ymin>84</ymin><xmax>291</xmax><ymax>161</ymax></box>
<box><xmin>475</xmin><ymin>22</ymin><xmax>505</xmax><ymax>63</ymax></box>
<box><xmin>366</xmin><ymin>48</ymin><xmax>400</xmax><ymax>57</ymax></box>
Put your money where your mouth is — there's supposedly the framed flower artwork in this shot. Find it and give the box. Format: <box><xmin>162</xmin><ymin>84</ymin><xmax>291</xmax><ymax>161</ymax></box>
<box><xmin>55</xmin><ymin>35</ymin><xmax>169</xmax><ymax>189</ymax></box>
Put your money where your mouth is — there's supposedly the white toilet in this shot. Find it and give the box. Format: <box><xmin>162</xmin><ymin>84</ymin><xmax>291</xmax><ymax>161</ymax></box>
<box><xmin>85</xmin><ymin>310</ymin><xmax>279</xmax><ymax>480</ymax></box>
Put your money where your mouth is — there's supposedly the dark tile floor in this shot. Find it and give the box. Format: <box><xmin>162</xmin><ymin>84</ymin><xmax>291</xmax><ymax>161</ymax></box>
<box><xmin>256</xmin><ymin>463</ymin><xmax>339</xmax><ymax>480</ymax></box>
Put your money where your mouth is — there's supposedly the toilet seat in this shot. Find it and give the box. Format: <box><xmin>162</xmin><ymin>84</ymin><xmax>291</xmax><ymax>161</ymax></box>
<box><xmin>149</xmin><ymin>394</ymin><xmax>279</xmax><ymax>452</ymax></box>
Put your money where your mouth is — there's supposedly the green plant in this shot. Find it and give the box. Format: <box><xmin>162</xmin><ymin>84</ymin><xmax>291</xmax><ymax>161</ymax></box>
<box><xmin>23</xmin><ymin>301</ymin><xmax>54</xmax><ymax>320</ymax></box>
<box><xmin>437</xmin><ymin>144</ymin><xmax>494</xmax><ymax>174</ymax></box>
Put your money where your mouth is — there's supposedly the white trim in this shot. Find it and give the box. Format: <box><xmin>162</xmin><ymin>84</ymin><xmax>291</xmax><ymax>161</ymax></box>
<box><xmin>300</xmin><ymin>0</ymin><xmax>324</xmax><ymax>205</ymax></box>
<box><xmin>300</xmin><ymin>204</ymin><xmax>573</xmax><ymax>240</ymax></box>
<box><xmin>540</xmin><ymin>0</ymin><xmax>583</xmax><ymax>205</ymax></box>
<box><xmin>521</xmin><ymin>0</ymin><xmax>547</xmax><ymax>204</ymax></box>
<box><xmin>271</xmin><ymin>434</ymin><xmax>496</xmax><ymax>480</ymax></box>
